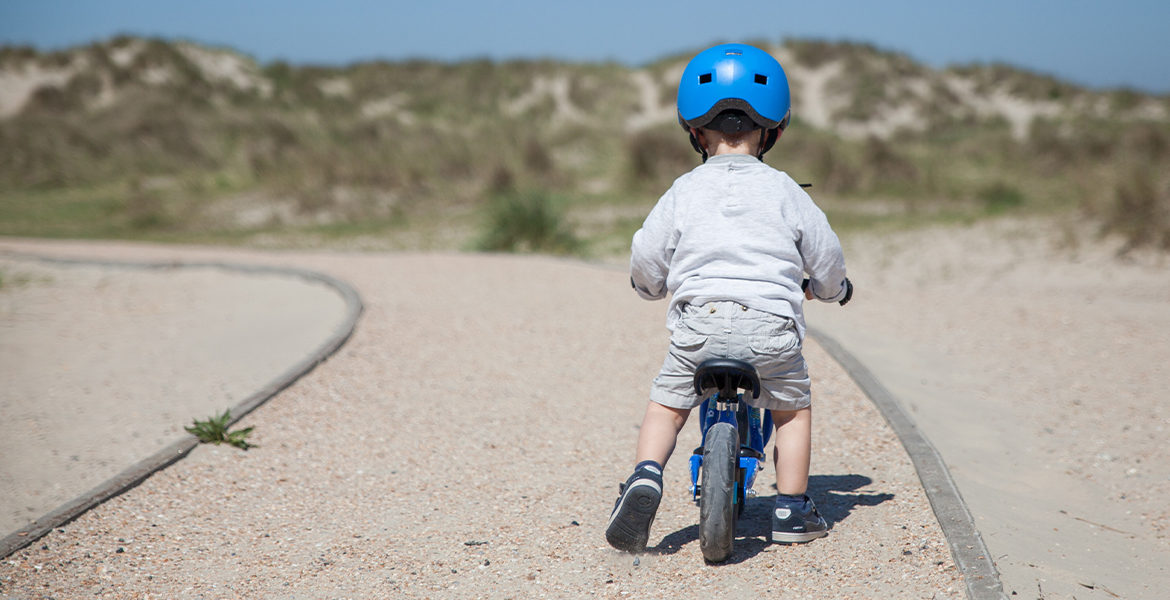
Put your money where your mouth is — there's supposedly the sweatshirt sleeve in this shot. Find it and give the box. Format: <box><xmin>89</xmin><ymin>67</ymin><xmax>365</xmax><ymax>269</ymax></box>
<box><xmin>629</xmin><ymin>188</ymin><xmax>677</xmax><ymax>301</ymax></box>
<box><xmin>794</xmin><ymin>187</ymin><xmax>848</xmax><ymax>303</ymax></box>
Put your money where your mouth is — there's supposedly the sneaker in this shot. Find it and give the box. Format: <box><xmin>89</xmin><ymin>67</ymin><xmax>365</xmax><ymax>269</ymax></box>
<box><xmin>605</xmin><ymin>463</ymin><xmax>663</xmax><ymax>552</ymax></box>
<box><xmin>771</xmin><ymin>495</ymin><xmax>828</xmax><ymax>543</ymax></box>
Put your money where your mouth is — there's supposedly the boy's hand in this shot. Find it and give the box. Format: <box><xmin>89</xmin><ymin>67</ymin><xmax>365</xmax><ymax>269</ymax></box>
<box><xmin>801</xmin><ymin>278</ymin><xmax>852</xmax><ymax>305</ymax></box>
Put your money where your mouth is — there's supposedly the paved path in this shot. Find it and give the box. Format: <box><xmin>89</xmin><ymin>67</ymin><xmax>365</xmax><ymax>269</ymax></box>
<box><xmin>809</xmin><ymin>221</ymin><xmax>1170</xmax><ymax>600</ymax></box>
<box><xmin>0</xmin><ymin>239</ymin><xmax>967</xmax><ymax>599</ymax></box>
<box><xmin>0</xmin><ymin>252</ymin><xmax>353</xmax><ymax>539</ymax></box>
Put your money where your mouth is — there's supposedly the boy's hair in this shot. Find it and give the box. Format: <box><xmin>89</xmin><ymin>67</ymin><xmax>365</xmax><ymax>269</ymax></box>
<box><xmin>702</xmin><ymin>109</ymin><xmax>763</xmax><ymax>136</ymax></box>
<box><xmin>697</xmin><ymin>120</ymin><xmax>766</xmax><ymax>155</ymax></box>
<box><xmin>700</xmin><ymin>127</ymin><xmax>759</xmax><ymax>144</ymax></box>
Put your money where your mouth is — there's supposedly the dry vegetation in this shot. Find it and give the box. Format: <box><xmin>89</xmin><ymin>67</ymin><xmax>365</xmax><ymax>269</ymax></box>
<box><xmin>1</xmin><ymin>36</ymin><xmax>1168</xmax><ymax>253</ymax></box>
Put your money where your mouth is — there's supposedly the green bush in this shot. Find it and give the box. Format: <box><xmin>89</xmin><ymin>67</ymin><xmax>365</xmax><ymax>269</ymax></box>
<box><xmin>978</xmin><ymin>182</ymin><xmax>1025</xmax><ymax>214</ymax></box>
<box><xmin>861</xmin><ymin>137</ymin><xmax>919</xmax><ymax>191</ymax></box>
<box><xmin>625</xmin><ymin>128</ymin><xmax>695</xmax><ymax>190</ymax></box>
<box><xmin>785</xmin><ymin>133</ymin><xmax>861</xmax><ymax>194</ymax></box>
<box><xmin>475</xmin><ymin>190</ymin><xmax>582</xmax><ymax>254</ymax></box>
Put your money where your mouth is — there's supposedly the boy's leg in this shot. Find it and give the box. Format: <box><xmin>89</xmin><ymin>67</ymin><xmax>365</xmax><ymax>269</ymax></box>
<box><xmin>771</xmin><ymin>407</ymin><xmax>811</xmax><ymax>495</ymax></box>
<box><xmin>606</xmin><ymin>401</ymin><xmax>690</xmax><ymax>552</ymax></box>
<box><xmin>770</xmin><ymin>406</ymin><xmax>828</xmax><ymax>543</ymax></box>
<box><xmin>635</xmin><ymin>401</ymin><xmax>691</xmax><ymax>467</ymax></box>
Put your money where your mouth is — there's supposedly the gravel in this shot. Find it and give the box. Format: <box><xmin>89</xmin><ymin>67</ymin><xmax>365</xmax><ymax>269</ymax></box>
<box><xmin>0</xmin><ymin>241</ymin><xmax>963</xmax><ymax>599</ymax></box>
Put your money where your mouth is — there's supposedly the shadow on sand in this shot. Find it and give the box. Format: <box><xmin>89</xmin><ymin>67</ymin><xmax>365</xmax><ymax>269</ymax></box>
<box><xmin>651</xmin><ymin>473</ymin><xmax>894</xmax><ymax>564</ymax></box>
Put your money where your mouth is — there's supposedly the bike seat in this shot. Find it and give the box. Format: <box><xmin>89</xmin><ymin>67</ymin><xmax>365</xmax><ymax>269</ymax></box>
<box><xmin>693</xmin><ymin>358</ymin><xmax>761</xmax><ymax>399</ymax></box>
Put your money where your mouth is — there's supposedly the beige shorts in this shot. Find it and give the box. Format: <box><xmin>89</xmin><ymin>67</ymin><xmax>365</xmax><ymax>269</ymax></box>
<box><xmin>650</xmin><ymin>301</ymin><xmax>810</xmax><ymax>412</ymax></box>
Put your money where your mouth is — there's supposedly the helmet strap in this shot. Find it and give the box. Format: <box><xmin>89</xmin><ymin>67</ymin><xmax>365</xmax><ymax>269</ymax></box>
<box><xmin>688</xmin><ymin>128</ymin><xmax>708</xmax><ymax>163</ymax></box>
<box><xmin>757</xmin><ymin>128</ymin><xmax>780</xmax><ymax>159</ymax></box>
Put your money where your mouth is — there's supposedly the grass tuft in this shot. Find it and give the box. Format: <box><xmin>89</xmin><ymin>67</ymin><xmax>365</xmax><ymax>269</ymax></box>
<box><xmin>184</xmin><ymin>410</ymin><xmax>255</xmax><ymax>450</ymax></box>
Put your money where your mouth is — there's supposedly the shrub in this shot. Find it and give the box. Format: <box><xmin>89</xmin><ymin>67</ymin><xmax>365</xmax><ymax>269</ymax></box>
<box><xmin>524</xmin><ymin>137</ymin><xmax>554</xmax><ymax>173</ymax></box>
<box><xmin>625</xmin><ymin>128</ymin><xmax>694</xmax><ymax>189</ymax></box>
<box><xmin>1122</xmin><ymin>122</ymin><xmax>1169</xmax><ymax>159</ymax></box>
<box><xmin>475</xmin><ymin>190</ymin><xmax>582</xmax><ymax>254</ymax></box>
<box><xmin>862</xmin><ymin>137</ymin><xmax>919</xmax><ymax>190</ymax></box>
<box><xmin>125</xmin><ymin>178</ymin><xmax>170</xmax><ymax>229</ymax></box>
<box><xmin>978</xmin><ymin>182</ymin><xmax>1025</xmax><ymax>214</ymax></box>
<box><xmin>487</xmin><ymin>165</ymin><xmax>516</xmax><ymax>195</ymax></box>
<box><xmin>785</xmin><ymin>134</ymin><xmax>860</xmax><ymax>194</ymax></box>
<box><xmin>1103</xmin><ymin>168</ymin><xmax>1170</xmax><ymax>252</ymax></box>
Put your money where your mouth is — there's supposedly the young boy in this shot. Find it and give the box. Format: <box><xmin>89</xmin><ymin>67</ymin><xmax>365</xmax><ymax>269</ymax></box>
<box><xmin>606</xmin><ymin>43</ymin><xmax>850</xmax><ymax>553</ymax></box>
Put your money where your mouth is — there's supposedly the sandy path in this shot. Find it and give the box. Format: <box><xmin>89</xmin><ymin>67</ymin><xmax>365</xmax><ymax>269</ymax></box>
<box><xmin>0</xmin><ymin>239</ymin><xmax>963</xmax><ymax>599</ymax></box>
<box><xmin>0</xmin><ymin>256</ymin><xmax>351</xmax><ymax>537</ymax></box>
<box><xmin>809</xmin><ymin>218</ymin><xmax>1170</xmax><ymax>599</ymax></box>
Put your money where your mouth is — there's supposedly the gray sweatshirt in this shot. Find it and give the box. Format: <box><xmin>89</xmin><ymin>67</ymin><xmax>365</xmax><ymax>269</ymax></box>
<box><xmin>630</xmin><ymin>153</ymin><xmax>848</xmax><ymax>340</ymax></box>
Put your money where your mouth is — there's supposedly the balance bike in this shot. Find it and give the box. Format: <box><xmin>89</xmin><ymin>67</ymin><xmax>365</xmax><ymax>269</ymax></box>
<box><xmin>689</xmin><ymin>358</ymin><xmax>772</xmax><ymax>563</ymax></box>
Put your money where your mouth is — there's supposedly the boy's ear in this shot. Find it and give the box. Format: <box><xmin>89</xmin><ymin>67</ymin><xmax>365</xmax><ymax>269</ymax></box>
<box><xmin>758</xmin><ymin>128</ymin><xmax>781</xmax><ymax>157</ymax></box>
<box><xmin>688</xmin><ymin>127</ymin><xmax>707</xmax><ymax>155</ymax></box>
<box><xmin>690</xmin><ymin>127</ymin><xmax>706</xmax><ymax>149</ymax></box>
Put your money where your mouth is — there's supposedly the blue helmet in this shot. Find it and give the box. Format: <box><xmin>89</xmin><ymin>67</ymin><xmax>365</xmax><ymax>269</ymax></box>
<box><xmin>677</xmin><ymin>43</ymin><xmax>791</xmax><ymax>156</ymax></box>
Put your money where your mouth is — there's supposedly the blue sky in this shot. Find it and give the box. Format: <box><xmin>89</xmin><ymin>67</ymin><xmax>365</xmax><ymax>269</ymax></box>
<box><xmin>2</xmin><ymin>1</ymin><xmax>1168</xmax><ymax>93</ymax></box>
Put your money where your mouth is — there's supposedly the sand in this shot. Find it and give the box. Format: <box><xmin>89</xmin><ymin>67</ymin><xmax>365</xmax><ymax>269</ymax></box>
<box><xmin>2</xmin><ymin>219</ymin><xmax>1166</xmax><ymax>598</ymax></box>
<box><xmin>808</xmin><ymin>217</ymin><xmax>1170</xmax><ymax>599</ymax></box>
<box><xmin>1</xmin><ymin>239</ymin><xmax>963</xmax><ymax>599</ymax></box>
<box><xmin>0</xmin><ymin>255</ymin><xmax>351</xmax><ymax>536</ymax></box>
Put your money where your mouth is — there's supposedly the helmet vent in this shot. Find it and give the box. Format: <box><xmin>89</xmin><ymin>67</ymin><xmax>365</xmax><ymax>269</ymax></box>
<box><xmin>754</xmin><ymin>74</ymin><xmax>768</xmax><ymax>85</ymax></box>
<box><xmin>698</xmin><ymin>73</ymin><xmax>713</xmax><ymax>84</ymax></box>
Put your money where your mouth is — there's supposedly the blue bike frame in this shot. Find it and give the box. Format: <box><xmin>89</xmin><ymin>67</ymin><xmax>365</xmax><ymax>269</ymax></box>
<box><xmin>689</xmin><ymin>395</ymin><xmax>773</xmax><ymax>502</ymax></box>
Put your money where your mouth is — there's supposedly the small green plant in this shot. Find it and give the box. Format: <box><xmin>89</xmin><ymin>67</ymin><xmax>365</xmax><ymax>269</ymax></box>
<box><xmin>475</xmin><ymin>190</ymin><xmax>583</xmax><ymax>254</ymax></box>
<box><xmin>185</xmin><ymin>410</ymin><xmax>255</xmax><ymax>450</ymax></box>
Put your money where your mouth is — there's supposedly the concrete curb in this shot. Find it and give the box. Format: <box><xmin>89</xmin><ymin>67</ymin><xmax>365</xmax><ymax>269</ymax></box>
<box><xmin>809</xmin><ymin>326</ymin><xmax>1007</xmax><ymax>600</ymax></box>
<box><xmin>0</xmin><ymin>253</ymin><xmax>364</xmax><ymax>559</ymax></box>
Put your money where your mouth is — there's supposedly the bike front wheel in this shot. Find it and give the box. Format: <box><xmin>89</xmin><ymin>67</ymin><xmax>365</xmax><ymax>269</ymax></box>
<box><xmin>699</xmin><ymin>422</ymin><xmax>738</xmax><ymax>562</ymax></box>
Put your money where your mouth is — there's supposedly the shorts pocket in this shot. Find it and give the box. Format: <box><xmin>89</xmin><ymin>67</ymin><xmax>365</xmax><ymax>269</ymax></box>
<box><xmin>671</xmin><ymin>325</ymin><xmax>709</xmax><ymax>351</ymax></box>
<box><xmin>748</xmin><ymin>328</ymin><xmax>798</xmax><ymax>355</ymax></box>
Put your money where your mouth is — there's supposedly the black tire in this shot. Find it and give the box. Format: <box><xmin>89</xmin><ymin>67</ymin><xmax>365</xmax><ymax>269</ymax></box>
<box><xmin>699</xmin><ymin>423</ymin><xmax>738</xmax><ymax>562</ymax></box>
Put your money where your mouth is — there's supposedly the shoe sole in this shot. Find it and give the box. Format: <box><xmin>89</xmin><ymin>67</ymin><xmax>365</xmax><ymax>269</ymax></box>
<box><xmin>605</xmin><ymin>480</ymin><xmax>661</xmax><ymax>552</ymax></box>
<box><xmin>771</xmin><ymin>529</ymin><xmax>828</xmax><ymax>544</ymax></box>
